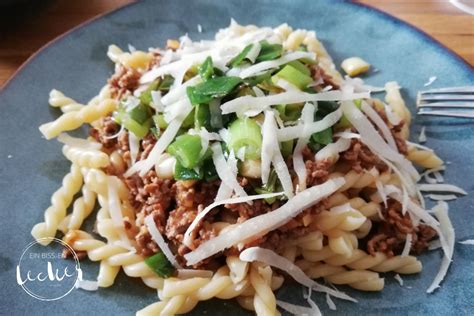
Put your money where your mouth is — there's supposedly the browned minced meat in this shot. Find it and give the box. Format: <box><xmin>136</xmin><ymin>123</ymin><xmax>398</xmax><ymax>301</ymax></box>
<box><xmin>147</xmin><ymin>48</ymin><xmax>162</xmax><ymax>69</ymax></box>
<box><xmin>89</xmin><ymin>116</ymin><xmax>120</xmax><ymax>149</ymax></box>
<box><xmin>302</xmin><ymin>146</ymin><xmax>333</xmax><ymax>186</ymax></box>
<box><xmin>309</xmin><ymin>64</ymin><xmax>340</xmax><ymax>90</ymax></box>
<box><xmin>108</xmin><ymin>65</ymin><xmax>141</xmax><ymax>99</ymax></box>
<box><xmin>367</xmin><ymin>199</ymin><xmax>437</xmax><ymax>257</ymax></box>
<box><xmin>373</xmin><ymin>106</ymin><xmax>408</xmax><ymax>155</ymax></box>
<box><xmin>341</xmin><ymin>139</ymin><xmax>389</xmax><ymax>173</ymax></box>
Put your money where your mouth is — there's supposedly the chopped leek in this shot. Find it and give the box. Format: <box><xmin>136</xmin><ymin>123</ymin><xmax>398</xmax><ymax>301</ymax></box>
<box><xmin>243</xmin><ymin>70</ymin><xmax>273</xmax><ymax>86</ymax></box>
<box><xmin>187</xmin><ymin>76</ymin><xmax>242</xmax><ymax>105</ymax></box>
<box><xmin>114</xmin><ymin>107</ymin><xmax>151</xmax><ymax>139</ymax></box>
<box><xmin>158</xmin><ymin>75</ymin><xmax>174</xmax><ymax>92</ymax></box>
<box><xmin>228</xmin><ymin>118</ymin><xmax>262</xmax><ymax>160</ymax></box>
<box><xmin>203</xmin><ymin>158</ymin><xmax>218</xmax><ymax>181</ymax></box>
<box><xmin>174</xmin><ymin>160</ymin><xmax>203</xmax><ymax>180</ymax></box>
<box><xmin>256</xmin><ymin>41</ymin><xmax>282</xmax><ymax>62</ymax></box>
<box><xmin>276</xmin><ymin>103</ymin><xmax>303</xmax><ymax>121</ymax></box>
<box><xmin>209</xmin><ymin>99</ymin><xmax>223</xmax><ymax>129</ymax></box>
<box><xmin>167</xmin><ymin>134</ymin><xmax>203</xmax><ymax>169</ymax></box>
<box><xmin>255</xmin><ymin>170</ymin><xmax>278</xmax><ymax>204</ymax></box>
<box><xmin>311</xmin><ymin>127</ymin><xmax>333</xmax><ymax>145</ymax></box>
<box><xmin>139</xmin><ymin>80</ymin><xmax>159</xmax><ymax>106</ymax></box>
<box><xmin>181</xmin><ymin>108</ymin><xmax>195</xmax><ymax>129</ymax></box>
<box><xmin>153</xmin><ymin>114</ymin><xmax>168</xmax><ymax>129</ymax></box>
<box><xmin>195</xmin><ymin>103</ymin><xmax>211</xmax><ymax>129</ymax></box>
<box><xmin>144</xmin><ymin>252</ymin><xmax>174</xmax><ymax>278</ymax></box>
<box><xmin>199</xmin><ymin>56</ymin><xmax>214</xmax><ymax>81</ymax></box>
<box><xmin>287</xmin><ymin>60</ymin><xmax>311</xmax><ymax>76</ymax></box>
<box><xmin>334</xmin><ymin>99</ymin><xmax>361</xmax><ymax>129</ymax></box>
<box><xmin>272</xmin><ymin>64</ymin><xmax>312</xmax><ymax>90</ymax></box>
<box><xmin>280</xmin><ymin>140</ymin><xmax>294</xmax><ymax>158</ymax></box>
<box><xmin>228</xmin><ymin>44</ymin><xmax>253</xmax><ymax>68</ymax></box>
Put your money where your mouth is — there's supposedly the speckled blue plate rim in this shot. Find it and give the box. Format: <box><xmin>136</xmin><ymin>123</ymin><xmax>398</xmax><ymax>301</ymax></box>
<box><xmin>1</xmin><ymin>0</ymin><xmax>472</xmax><ymax>95</ymax></box>
<box><xmin>1</xmin><ymin>1</ymin><xmax>473</xmax><ymax>315</ymax></box>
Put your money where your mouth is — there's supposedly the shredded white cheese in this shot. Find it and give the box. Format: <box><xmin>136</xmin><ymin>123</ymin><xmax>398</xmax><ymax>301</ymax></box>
<box><xmin>211</xmin><ymin>143</ymin><xmax>248</xmax><ymax>198</ymax></box>
<box><xmin>459</xmin><ymin>240</ymin><xmax>474</xmax><ymax>245</ymax></box>
<box><xmin>277</xmin><ymin>108</ymin><xmax>342</xmax><ymax>142</ymax></box>
<box><xmin>419</xmin><ymin>126</ymin><xmax>427</xmax><ymax>143</ymax></box>
<box><xmin>184</xmin><ymin>178</ymin><xmax>345</xmax><ymax>265</ymax></box>
<box><xmin>394</xmin><ymin>274</ymin><xmax>404</xmax><ymax>286</ymax></box>
<box><xmin>128</xmin><ymin>132</ymin><xmax>140</xmax><ymax>165</ymax></box>
<box><xmin>428</xmin><ymin>194</ymin><xmax>458</xmax><ymax>201</ymax></box>
<box><xmin>276</xmin><ymin>300</ymin><xmax>318</xmax><ymax>316</ymax></box>
<box><xmin>427</xmin><ymin>201</ymin><xmax>454</xmax><ymax>293</ymax></box>
<box><xmin>341</xmin><ymin>101</ymin><xmax>419</xmax><ymax>182</ymax></box>
<box><xmin>221</xmin><ymin>90</ymin><xmax>369</xmax><ymax>117</ymax></box>
<box><xmin>239</xmin><ymin>247</ymin><xmax>356</xmax><ymax>302</ymax></box>
<box><xmin>423</xmin><ymin>76</ymin><xmax>437</xmax><ymax>87</ymax></box>
<box><xmin>261</xmin><ymin>111</ymin><xmax>294</xmax><ymax>198</ymax></box>
<box><xmin>418</xmin><ymin>183</ymin><xmax>467</xmax><ymax>195</ymax></box>
<box><xmin>144</xmin><ymin>214</ymin><xmax>182</xmax><ymax>269</ymax></box>
<box><xmin>293</xmin><ymin>103</ymin><xmax>315</xmax><ymax>191</ymax></box>
<box><xmin>401</xmin><ymin>234</ymin><xmax>413</xmax><ymax>257</ymax></box>
<box><xmin>239</xmin><ymin>51</ymin><xmax>315</xmax><ymax>78</ymax></box>
<box><xmin>182</xmin><ymin>191</ymin><xmax>284</xmax><ymax>248</ymax></box>
<box><xmin>107</xmin><ymin>177</ymin><xmax>132</xmax><ymax>247</ymax></box>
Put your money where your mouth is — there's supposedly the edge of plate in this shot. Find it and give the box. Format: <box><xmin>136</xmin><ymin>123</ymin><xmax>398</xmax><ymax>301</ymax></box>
<box><xmin>1</xmin><ymin>0</ymin><xmax>472</xmax><ymax>95</ymax></box>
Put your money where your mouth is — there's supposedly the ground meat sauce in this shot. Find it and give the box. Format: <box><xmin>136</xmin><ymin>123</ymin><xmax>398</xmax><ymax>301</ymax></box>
<box><xmin>89</xmin><ymin>116</ymin><xmax>120</xmax><ymax>149</ymax></box>
<box><xmin>366</xmin><ymin>199</ymin><xmax>437</xmax><ymax>257</ymax></box>
<box><xmin>108</xmin><ymin>64</ymin><xmax>141</xmax><ymax>99</ymax></box>
<box><xmin>341</xmin><ymin>138</ymin><xmax>389</xmax><ymax>173</ymax></box>
<box><xmin>94</xmin><ymin>65</ymin><xmax>434</xmax><ymax>267</ymax></box>
<box><xmin>309</xmin><ymin>64</ymin><xmax>340</xmax><ymax>90</ymax></box>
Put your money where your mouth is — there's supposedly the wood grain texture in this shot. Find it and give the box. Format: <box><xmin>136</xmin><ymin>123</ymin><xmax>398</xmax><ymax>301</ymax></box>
<box><xmin>0</xmin><ymin>0</ymin><xmax>472</xmax><ymax>88</ymax></box>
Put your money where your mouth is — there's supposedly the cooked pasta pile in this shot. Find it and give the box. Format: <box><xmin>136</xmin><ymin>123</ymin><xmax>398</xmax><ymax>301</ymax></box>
<box><xmin>32</xmin><ymin>21</ymin><xmax>464</xmax><ymax>315</ymax></box>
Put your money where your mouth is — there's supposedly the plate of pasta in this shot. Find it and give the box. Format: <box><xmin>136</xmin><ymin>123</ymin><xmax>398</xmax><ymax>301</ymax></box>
<box><xmin>1</xmin><ymin>0</ymin><xmax>473</xmax><ymax>315</ymax></box>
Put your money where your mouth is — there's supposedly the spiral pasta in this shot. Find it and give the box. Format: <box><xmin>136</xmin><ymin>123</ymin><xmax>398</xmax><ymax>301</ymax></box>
<box><xmin>302</xmin><ymin>246</ymin><xmax>422</xmax><ymax>274</ymax></box>
<box><xmin>48</xmin><ymin>89</ymin><xmax>84</xmax><ymax>113</ymax></box>
<box><xmin>107</xmin><ymin>44</ymin><xmax>153</xmax><ymax>70</ymax></box>
<box><xmin>31</xmin><ymin>164</ymin><xmax>83</xmax><ymax>245</ymax></box>
<box><xmin>276</xmin><ymin>24</ymin><xmax>343</xmax><ymax>85</ymax></box>
<box><xmin>63</xmin><ymin>230</ymin><xmax>162</xmax><ymax>288</ymax></box>
<box><xmin>299</xmin><ymin>261</ymin><xmax>384</xmax><ymax>291</ymax></box>
<box><xmin>39</xmin><ymin>98</ymin><xmax>117</xmax><ymax>139</ymax></box>
<box><xmin>384</xmin><ymin>81</ymin><xmax>411</xmax><ymax>139</ymax></box>
<box><xmin>57</xmin><ymin>183</ymin><xmax>96</xmax><ymax>234</ymax></box>
<box><xmin>62</xmin><ymin>144</ymin><xmax>110</xmax><ymax>168</ymax></box>
<box><xmin>137</xmin><ymin>266</ymin><xmax>251</xmax><ymax>316</ymax></box>
<box><xmin>406</xmin><ymin>146</ymin><xmax>444</xmax><ymax>169</ymax></box>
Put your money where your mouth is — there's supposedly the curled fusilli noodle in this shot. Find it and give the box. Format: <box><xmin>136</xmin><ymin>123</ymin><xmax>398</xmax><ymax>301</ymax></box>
<box><xmin>107</xmin><ymin>44</ymin><xmax>152</xmax><ymax>70</ymax></box>
<box><xmin>302</xmin><ymin>246</ymin><xmax>422</xmax><ymax>274</ymax></box>
<box><xmin>31</xmin><ymin>164</ymin><xmax>83</xmax><ymax>245</ymax></box>
<box><xmin>39</xmin><ymin>98</ymin><xmax>117</xmax><ymax>139</ymax></box>
<box><xmin>407</xmin><ymin>146</ymin><xmax>444</xmax><ymax>169</ymax></box>
<box><xmin>48</xmin><ymin>89</ymin><xmax>84</xmax><ymax>113</ymax></box>
<box><xmin>62</xmin><ymin>144</ymin><xmax>110</xmax><ymax>168</ymax></box>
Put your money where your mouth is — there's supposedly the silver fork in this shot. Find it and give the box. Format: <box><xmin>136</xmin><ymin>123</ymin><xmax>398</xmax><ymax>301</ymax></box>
<box><xmin>417</xmin><ymin>86</ymin><xmax>474</xmax><ymax>118</ymax></box>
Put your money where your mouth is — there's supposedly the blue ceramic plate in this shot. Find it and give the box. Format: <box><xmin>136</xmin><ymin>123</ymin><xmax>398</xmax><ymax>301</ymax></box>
<box><xmin>1</xmin><ymin>0</ymin><xmax>473</xmax><ymax>315</ymax></box>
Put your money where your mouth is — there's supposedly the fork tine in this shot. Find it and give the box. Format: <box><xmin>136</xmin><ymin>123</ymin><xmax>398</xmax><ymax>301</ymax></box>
<box><xmin>417</xmin><ymin>101</ymin><xmax>474</xmax><ymax>108</ymax></box>
<box><xmin>420</xmin><ymin>86</ymin><xmax>474</xmax><ymax>94</ymax></box>
<box><xmin>417</xmin><ymin>110</ymin><xmax>474</xmax><ymax>118</ymax></box>
<box><xmin>419</xmin><ymin>94</ymin><xmax>474</xmax><ymax>102</ymax></box>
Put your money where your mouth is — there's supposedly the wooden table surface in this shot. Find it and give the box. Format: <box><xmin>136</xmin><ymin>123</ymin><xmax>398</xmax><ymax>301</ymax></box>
<box><xmin>0</xmin><ymin>0</ymin><xmax>473</xmax><ymax>88</ymax></box>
